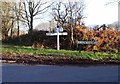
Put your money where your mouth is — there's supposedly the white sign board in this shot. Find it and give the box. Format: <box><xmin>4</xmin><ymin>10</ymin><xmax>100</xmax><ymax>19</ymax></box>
<box><xmin>46</xmin><ymin>32</ymin><xmax>68</xmax><ymax>50</ymax></box>
<box><xmin>46</xmin><ymin>32</ymin><xmax>67</xmax><ymax>36</ymax></box>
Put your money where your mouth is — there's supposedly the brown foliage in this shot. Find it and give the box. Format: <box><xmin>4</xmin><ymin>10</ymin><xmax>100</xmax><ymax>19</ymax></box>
<box><xmin>74</xmin><ymin>25</ymin><xmax>120</xmax><ymax>52</ymax></box>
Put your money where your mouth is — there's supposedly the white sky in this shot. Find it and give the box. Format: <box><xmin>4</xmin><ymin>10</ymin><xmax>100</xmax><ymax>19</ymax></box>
<box><xmin>84</xmin><ymin>0</ymin><xmax>118</xmax><ymax>26</ymax></box>
<box><xmin>33</xmin><ymin>0</ymin><xmax>118</xmax><ymax>28</ymax></box>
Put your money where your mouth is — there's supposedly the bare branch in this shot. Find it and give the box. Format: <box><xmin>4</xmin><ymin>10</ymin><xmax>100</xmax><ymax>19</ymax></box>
<box><xmin>33</xmin><ymin>2</ymin><xmax>53</xmax><ymax>16</ymax></box>
<box><xmin>23</xmin><ymin>2</ymin><xmax>30</xmax><ymax>27</ymax></box>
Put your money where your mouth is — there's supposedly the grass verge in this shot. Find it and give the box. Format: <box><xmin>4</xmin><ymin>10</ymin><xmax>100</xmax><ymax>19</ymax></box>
<box><xmin>1</xmin><ymin>45</ymin><xmax>120</xmax><ymax>60</ymax></box>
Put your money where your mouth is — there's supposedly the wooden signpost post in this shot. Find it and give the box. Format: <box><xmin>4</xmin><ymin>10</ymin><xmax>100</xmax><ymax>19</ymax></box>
<box><xmin>46</xmin><ymin>27</ymin><xmax>67</xmax><ymax>50</ymax></box>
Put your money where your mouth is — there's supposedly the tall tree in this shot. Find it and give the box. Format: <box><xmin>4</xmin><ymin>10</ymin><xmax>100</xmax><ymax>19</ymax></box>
<box><xmin>51</xmin><ymin>1</ymin><xmax>85</xmax><ymax>49</ymax></box>
<box><xmin>0</xmin><ymin>1</ymin><xmax>15</xmax><ymax>39</ymax></box>
<box><xmin>14</xmin><ymin>2</ymin><xmax>23</xmax><ymax>37</ymax></box>
<box><xmin>20</xmin><ymin>0</ymin><xmax>53</xmax><ymax>37</ymax></box>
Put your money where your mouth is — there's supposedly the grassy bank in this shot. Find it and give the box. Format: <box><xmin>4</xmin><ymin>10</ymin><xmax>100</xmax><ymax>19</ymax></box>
<box><xmin>1</xmin><ymin>45</ymin><xmax>120</xmax><ymax>60</ymax></box>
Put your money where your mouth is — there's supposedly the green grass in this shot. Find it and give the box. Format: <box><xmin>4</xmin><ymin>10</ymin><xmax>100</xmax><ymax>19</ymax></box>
<box><xmin>1</xmin><ymin>44</ymin><xmax>120</xmax><ymax>60</ymax></box>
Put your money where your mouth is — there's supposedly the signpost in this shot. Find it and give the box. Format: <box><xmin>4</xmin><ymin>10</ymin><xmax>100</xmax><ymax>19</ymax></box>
<box><xmin>76</xmin><ymin>40</ymin><xmax>98</xmax><ymax>52</ymax></box>
<box><xmin>46</xmin><ymin>27</ymin><xmax>67</xmax><ymax>50</ymax></box>
<box><xmin>77</xmin><ymin>41</ymin><xmax>98</xmax><ymax>44</ymax></box>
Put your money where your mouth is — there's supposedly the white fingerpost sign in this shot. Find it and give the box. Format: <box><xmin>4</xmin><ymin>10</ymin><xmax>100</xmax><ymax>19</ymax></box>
<box><xmin>46</xmin><ymin>26</ymin><xmax>67</xmax><ymax>50</ymax></box>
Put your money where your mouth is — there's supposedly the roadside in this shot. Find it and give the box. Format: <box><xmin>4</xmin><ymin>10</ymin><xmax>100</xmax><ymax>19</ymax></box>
<box><xmin>1</xmin><ymin>45</ymin><xmax>120</xmax><ymax>65</ymax></box>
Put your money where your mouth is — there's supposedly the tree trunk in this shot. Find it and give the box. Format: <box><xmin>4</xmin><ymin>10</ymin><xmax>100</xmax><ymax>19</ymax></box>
<box><xmin>17</xmin><ymin>17</ymin><xmax>19</xmax><ymax>37</ymax></box>
<box><xmin>70</xmin><ymin>24</ymin><xmax>74</xmax><ymax>49</ymax></box>
<box><xmin>10</xmin><ymin>27</ymin><xmax>13</xmax><ymax>38</ymax></box>
<box><xmin>10</xmin><ymin>20</ymin><xmax>14</xmax><ymax>38</ymax></box>
<box><xmin>29</xmin><ymin>16</ymin><xmax>33</xmax><ymax>35</ymax></box>
<box><xmin>28</xmin><ymin>15</ymin><xmax>33</xmax><ymax>44</ymax></box>
<box><xmin>70</xmin><ymin>10</ymin><xmax>74</xmax><ymax>49</ymax></box>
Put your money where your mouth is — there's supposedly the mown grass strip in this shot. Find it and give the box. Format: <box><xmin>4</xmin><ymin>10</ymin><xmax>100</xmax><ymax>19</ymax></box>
<box><xmin>2</xmin><ymin>45</ymin><xmax>120</xmax><ymax>60</ymax></box>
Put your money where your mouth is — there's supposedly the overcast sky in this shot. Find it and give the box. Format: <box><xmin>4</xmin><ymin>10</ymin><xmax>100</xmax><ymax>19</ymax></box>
<box><xmin>84</xmin><ymin>0</ymin><xmax>118</xmax><ymax>26</ymax></box>
<box><xmin>33</xmin><ymin>0</ymin><xmax>118</xmax><ymax>28</ymax></box>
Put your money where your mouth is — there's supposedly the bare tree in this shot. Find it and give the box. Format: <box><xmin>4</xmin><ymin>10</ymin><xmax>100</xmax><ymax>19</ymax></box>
<box><xmin>0</xmin><ymin>1</ymin><xmax>15</xmax><ymax>39</ymax></box>
<box><xmin>51</xmin><ymin>1</ymin><xmax>85</xmax><ymax>49</ymax></box>
<box><xmin>20</xmin><ymin>0</ymin><xmax>53</xmax><ymax>36</ymax></box>
<box><xmin>14</xmin><ymin>2</ymin><xmax>23</xmax><ymax>37</ymax></box>
<box><xmin>52</xmin><ymin>2</ymin><xmax>69</xmax><ymax>26</ymax></box>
